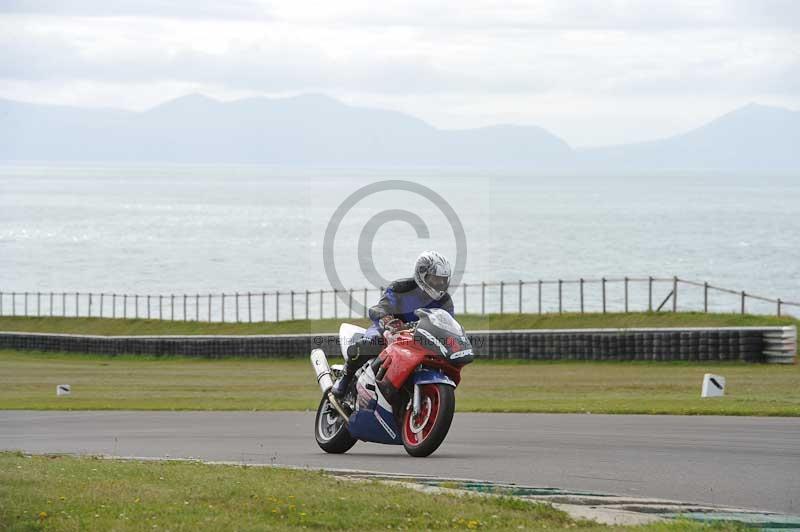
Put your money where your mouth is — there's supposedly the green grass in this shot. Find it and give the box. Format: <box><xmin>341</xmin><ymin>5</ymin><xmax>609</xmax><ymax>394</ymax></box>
<box><xmin>0</xmin><ymin>452</ymin><xmax>745</xmax><ymax>531</ymax></box>
<box><xmin>2</xmin><ymin>351</ymin><xmax>798</xmax><ymax>415</ymax></box>
<box><xmin>0</xmin><ymin>311</ymin><xmax>796</xmax><ymax>337</ymax></box>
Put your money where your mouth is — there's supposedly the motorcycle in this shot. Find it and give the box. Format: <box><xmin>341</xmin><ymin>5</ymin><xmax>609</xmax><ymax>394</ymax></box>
<box><xmin>309</xmin><ymin>308</ymin><xmax>474</xmax><ymax>457</ymax></box>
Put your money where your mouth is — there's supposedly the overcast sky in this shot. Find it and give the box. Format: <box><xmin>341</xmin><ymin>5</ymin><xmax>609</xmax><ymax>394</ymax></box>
<box><xmin>1</xmin><ymin>0</ymin><xmax>798</xmax><ymax>146</ymax></box>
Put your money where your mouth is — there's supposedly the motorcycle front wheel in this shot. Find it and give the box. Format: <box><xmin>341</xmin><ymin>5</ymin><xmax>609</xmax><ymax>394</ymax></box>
<box><xmin>401</xmin><ymin>383</ymin><xmax>455</xmax><ymax>457</ymax></box>
<box><xmin>314</xmin><ymin>395</ymin><xmax>357</xmax><ymax>454</ymax></box>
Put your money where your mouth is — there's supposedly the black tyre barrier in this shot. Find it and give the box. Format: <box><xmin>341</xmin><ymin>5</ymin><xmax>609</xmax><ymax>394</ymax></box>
<box><xmin>0</xmin><ymin>327</ymin><xmax>795</xmax><ymax>364</ymax></box>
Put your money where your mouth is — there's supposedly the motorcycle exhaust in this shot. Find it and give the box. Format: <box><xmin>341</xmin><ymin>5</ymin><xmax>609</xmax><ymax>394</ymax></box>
<box><xmin>310</xmin><ymin>349</ymin><xmax>333</xmax><ymax>393</ymax></box>
<box><xmin>311</xmin><ymin>349</ymin><xmax>350</xmax><ymax>424</ymax></box>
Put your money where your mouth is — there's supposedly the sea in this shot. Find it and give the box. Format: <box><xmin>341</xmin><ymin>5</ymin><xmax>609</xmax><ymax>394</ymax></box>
<box><xmin>1</xmin><ymin>163</ymin><xmax>798</xmax><ymax>318</ymax></box>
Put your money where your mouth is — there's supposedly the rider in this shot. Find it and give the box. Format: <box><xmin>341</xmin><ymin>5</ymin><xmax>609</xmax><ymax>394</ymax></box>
<box><xmin>330</xmin><ymin>250</ymin><xmax>454</xmax><ymax>398</ymax></box>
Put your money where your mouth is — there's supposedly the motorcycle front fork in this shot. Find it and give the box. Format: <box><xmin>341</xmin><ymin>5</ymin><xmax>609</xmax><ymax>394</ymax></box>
<box><xmin>412</xmin><ymin>383</ymin><xmax>422</xmax><ymax>416</ymax></box>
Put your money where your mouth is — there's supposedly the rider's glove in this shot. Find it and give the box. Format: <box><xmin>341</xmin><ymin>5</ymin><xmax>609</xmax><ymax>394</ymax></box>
<box><xmin>379</xmin><ymin>314</ymin><xmax>403</xmax><ymax>333</ymax></box>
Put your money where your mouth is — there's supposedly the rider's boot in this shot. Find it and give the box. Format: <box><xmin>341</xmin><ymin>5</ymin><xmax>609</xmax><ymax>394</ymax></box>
<box><xmin>331</xmin><ymin>342</ymin><xmax>358</xmax><ymax>398</ymax></box>
<box><xmin>330</xmin><ymin>371</ymin><xmax>353</xmax><ymax>398</ymax></box>
<box><xmin>331</xmin><ymin>337</ymin><xmax>383</xmax><ymax>399</ymax></box>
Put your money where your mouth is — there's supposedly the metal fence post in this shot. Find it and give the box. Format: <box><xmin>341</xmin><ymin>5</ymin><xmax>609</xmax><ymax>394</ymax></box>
<box><xmin>208</xmin><ymin>294</ymin><xmax>212</xmax><ymax>322</ymax></box>
<box><xmin>123</xmin><ymin>294</ymin><xmax>127</xmax><ymax>319</ymax></box>
<box><xmin>134</xmin><ymin>295</ymin><xmax>138</xmax><ymax>319</ymax></box>
<box><xmin>348</xmin><ymin>289</ymin><xmax>353</xmax><ymax>318</ymax></box>
<box><xmin>601</xmin><ymin>278</ymin><xmax>607</xmax><ymax>314</ymax></box>
<box><xmin>88</xmin><ymin>293</ymin><xmax>92</xmax><ymax>318</ymax></box>
<box><xmin>463</xmin><ymin>283</ymin><xmax>468</xmax><ymax>314</ymax></box>
<box><xmin>147</xmin><ymin>295</ymin><xmax>151</xmax><ymax>319</ymax></box>
<box><xmin>292</xmin><ymin>290</ymin><xmax>296</xmax><ymax>320</ymax></box>
<box><xmin>704</xmin><ymin>282</ymin><xmax>709</xmax><ymax>313</ymax></box>
<box><xmin>261</xmin><ymin>292</ymin><xmax>266</xmax><ymax>322</ymax></box>
<box><xmin>112</xmin><ymin>294</ymin><xmax>116</xmax><ymax>319</ymax></box>
<box><xmin>500</xmin><ymin>281</ymin><xmax>504</xmax><ymax>315</ymax></box>
<box><xmin>624</xmin><ymin>277</ymin><xmax>629</xmax><ymax>313</ymax></box>
<box><xmin>537</xmin><ymin>280</ymin><xmax>542</xmax><ymax>315</ymax></box>
<box><xmin>558</xmin><ymin>279</ymin><xmax>563</xmax><ymax>314</ymax></box>
<box><xmin>363</xmin><ymin>288</ymin><xmax>369</xmax><ymax>318</ymax></box>
<box><xmin>170</xmin><ymin>294</ymin><xmax>174</xmax><ymax>321</ymax></box>
<box><xmin>183</xmin><ymin>294</ymin><xmax>187</xmax><ymax>322</ymax></box>
<box><xmin>276</xmin><ymin>291</ymin><xmax>280</xmax><ymax>322</ymax></box>
<box><xmin>11</xmin><ymin>292</ymin><xmax>16</xmax><ymax>316</ymax></box>
<box><xmin>319</xmin><ymin>289</ymin><xmax>323</xmax><ymax>319</ymax></box>
<box><xmin>221</xmin><ymin>294</ymin><xmax>225</xmax><ymax>322</ymax></box>
<box><xmin>235</xmin><ymin>293</ymin><xmax>240</xmax><ymax>323</ymax></box>
<box><xmin>481</xmin><ymin>282</ymin><xmax>486</xmax><ymax>315</ymax></box>
<box><xmin>195</xmin><ymin>294</ymin><xmax>199</xmax><ymax>322</ymax></box>
<box><xmin>518</xmin><ymin>280</ymin><xmax>523</xmax><ymax>314</ymax></box>
<box><xmin>76</xmin><ymin>292</ymin><xmax>80</xmax><ymax>317</ymax></box>
<box><xmin>159</xmin><ymin>295</ymin><xmax>163</xmax><ymax>320</ymax></box>
<box><xmin>579</xmin><ymin>278</ymin><xmax>584</xmax><ymax>313</ymax></box>
<box><xmin>672</xmin><ymin>276</ymin><xmax>678</xmax><ymax>312</ymax></box>
<box><xmin>37</xmin><ymin>291</ymin><xmax>41</xmax><ymax>316</ymax></box>
<box><xmin>648</xmin><ymin>276</ymin><xmax>653</xmax><ymax>311</ymax></box>
<box><xmin>777</xmin><ymin>298</ymin><xmax>782</xmax><ymax>317</ymax></box>
<box><xmin>24</xmin><ymin>291</ymin><xmax>28</xmax><ymax>316</ymax></box>
<box><xmin>333</xmin><ymin>289</ymin><xmax>338</xmax><ymax>318</ymax></box>
<box><xmin>741</xmin><ymin>291</ymin><xmax>746</xmax><ymax>315</ymax></box>
<box><xmin>362</xmin><ymin>288</ymin><xmax>367</xmax><ymax>319</ymax></box>
<box><xmin>50</xmin><ymin>292</ymin><xmax>54</xmax><ymax>317</ymax></box>
<box><xmin>248</xmin><ymin>292</ymin><xmax>252</xmax><ymax>323</ymax></box>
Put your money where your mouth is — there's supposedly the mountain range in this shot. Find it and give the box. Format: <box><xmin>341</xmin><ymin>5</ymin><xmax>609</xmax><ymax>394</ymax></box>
<box><xmin>1</xmin><ymin>94</ymin><xmax>797</xmax><ymax>172</ymax></box>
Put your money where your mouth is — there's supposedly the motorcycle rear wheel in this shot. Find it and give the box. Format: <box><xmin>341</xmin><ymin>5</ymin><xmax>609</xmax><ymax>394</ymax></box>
<box><xmin>401</xmin><ymin>383</ymin><xmax>455</xmax><ymax>457</ymax></box>
<box><xmin>314</xmin><ymin>395</ymin><xmax>357</xmax><ymax>454</ymax></box>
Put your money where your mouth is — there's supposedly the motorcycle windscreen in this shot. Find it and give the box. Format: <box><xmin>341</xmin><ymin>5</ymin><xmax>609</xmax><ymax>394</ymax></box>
<box><xmin>413</xmin><ymin>308</ymin><xmax>475</xmax><ymax>366</ymax></box>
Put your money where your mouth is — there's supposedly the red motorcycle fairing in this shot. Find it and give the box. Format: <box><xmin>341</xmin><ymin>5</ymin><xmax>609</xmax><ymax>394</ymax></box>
<box><xmin>375</xmin><ymin>331</ymin><xmax>462</xmax><ymax>404</ymax></box>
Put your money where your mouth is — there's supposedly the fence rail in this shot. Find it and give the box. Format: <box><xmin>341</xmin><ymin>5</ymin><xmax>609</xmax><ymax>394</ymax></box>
<box><xmin>0</xmin><ymin>277</ymin><xmax>797</xmax><ymax>323</ymax></box>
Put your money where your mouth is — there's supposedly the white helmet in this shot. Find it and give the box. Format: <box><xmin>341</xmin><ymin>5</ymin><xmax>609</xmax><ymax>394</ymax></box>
<box><xmin>414</xmin><ymin>250</ymin><xmax>452</xmax><ymax>300</ymax></box>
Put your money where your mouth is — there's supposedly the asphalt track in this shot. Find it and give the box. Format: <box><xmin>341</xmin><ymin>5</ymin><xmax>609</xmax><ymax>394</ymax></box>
<box><xmin>2</xmin><ymin>411</ymin><xmax>798</xmax><ymax>514</ymax></box>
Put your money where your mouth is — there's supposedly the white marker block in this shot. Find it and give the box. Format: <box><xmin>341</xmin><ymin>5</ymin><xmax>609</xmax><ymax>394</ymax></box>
<box><xmin>56</xmin><ymin>384</ymin><xmax>71</xmax><ymax>396</ymax></box>
<box><xmin>701</xmin><ymin>374</ymin><xmax>725</xmax><ymax>398</ymax></box>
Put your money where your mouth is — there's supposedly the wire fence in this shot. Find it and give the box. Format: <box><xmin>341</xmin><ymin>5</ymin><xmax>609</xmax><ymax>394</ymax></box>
<box><xmin>0</xmin><ymin>277</ymin><xmax>797</xmax><ymax>323</ymax></box>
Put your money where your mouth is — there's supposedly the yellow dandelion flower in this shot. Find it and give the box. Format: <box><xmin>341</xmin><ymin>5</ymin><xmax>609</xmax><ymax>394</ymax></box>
<box><xmin>38</xmin><ymin>511</ymin><xmax>48</xmax><ymax>522</ymax></box>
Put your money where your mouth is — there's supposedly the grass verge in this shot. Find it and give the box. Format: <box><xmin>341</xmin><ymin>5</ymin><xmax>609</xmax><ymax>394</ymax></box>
<box><xmin>1</xmin><ymin>350</ymin><xmax>798</xmax><ymax>415</ymax></box>
<box><xmin>0</xmin><ymin>452</ymin><xmax>744</xmax><ymax>531</ymax></box>
<box><xmin>0</xmin><ymin>312</ymin><xmax>796</xmax><ymax>337</ymax></box>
